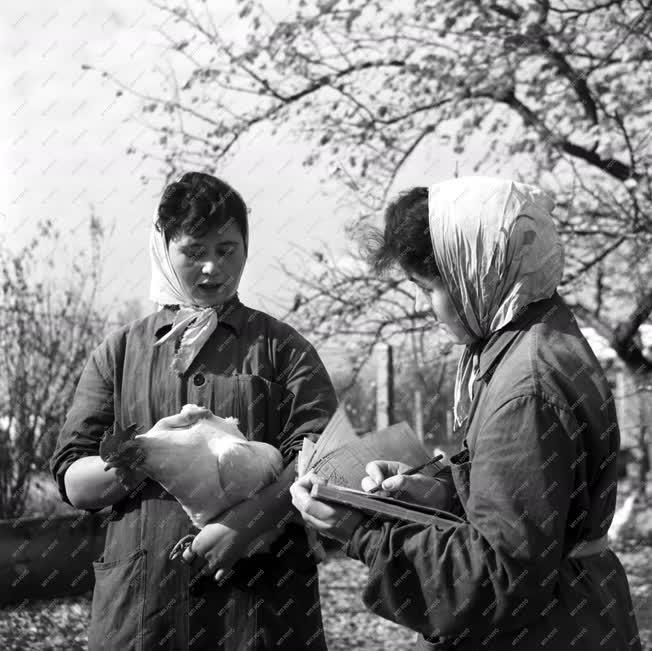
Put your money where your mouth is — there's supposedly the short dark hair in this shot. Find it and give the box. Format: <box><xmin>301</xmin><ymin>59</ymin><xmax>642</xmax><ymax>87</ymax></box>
<box><xmin>156</xmin><ymin>172</ymin><xmax>248</xmax><ymax>247</ymax></box>
<box><xmin>366</xmin><ymin>186</ymin><xmax>439</xmax><ymax>278</ymax></box>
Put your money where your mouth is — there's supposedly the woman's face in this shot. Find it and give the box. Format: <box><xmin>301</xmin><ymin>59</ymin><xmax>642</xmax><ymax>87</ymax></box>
<box><xmin>168</xmin><ymin>220</ymin><xmax>246</xmax><ymax>307</ymax></box>
<box><xmin>409</xmin><ymin>271</ymin><xmax>472</xmax><ymax>344</ymax></box>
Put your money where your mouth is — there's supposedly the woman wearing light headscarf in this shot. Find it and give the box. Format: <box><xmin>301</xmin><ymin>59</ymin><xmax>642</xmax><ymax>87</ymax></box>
<box><xmin>291</xmin><ymin>177</ymin><xmax>641</xmax><ymax>650</ymax></box>
<box><xmin>51</xmin><ymin>172</ymin><xmax>337</xmax><ymax>650</ymax></box>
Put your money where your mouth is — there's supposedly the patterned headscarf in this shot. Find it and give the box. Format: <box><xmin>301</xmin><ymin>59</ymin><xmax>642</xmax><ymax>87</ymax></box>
<box><xmin>427</xmin><ymin>176</ymin><xmax>564</xmax><ymax>428</ymax></box>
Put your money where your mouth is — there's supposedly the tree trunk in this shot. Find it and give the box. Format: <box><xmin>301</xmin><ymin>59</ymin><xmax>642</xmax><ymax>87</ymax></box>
<box><xmin>637</xmin><ymin>396</ymin><xmax>650</xmax><ymax>496</ymax></box>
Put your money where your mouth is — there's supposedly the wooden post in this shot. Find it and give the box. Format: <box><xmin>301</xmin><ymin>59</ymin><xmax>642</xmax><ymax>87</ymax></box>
<box><xmin>446</xmin><ymin>410</ymin><xmax>453</xmax><ymax>441</ymax></box>
<box><xmin>414</xmin><ymin>390</ymin><xmax>424</xmax><ymax>443</ymax></box>
<box><xmin>615</xmin><ymin>366</ymin><xmax>627</xmax><ymax>441</ymax></box>
<box><xmin>376</xmin><ymin>343</ymin><xmax>394</xmax><ymax>429</ymax></box>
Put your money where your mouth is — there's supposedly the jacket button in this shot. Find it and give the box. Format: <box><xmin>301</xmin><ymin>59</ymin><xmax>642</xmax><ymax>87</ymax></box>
<box><xmin>193</xmin><ymin>373</ymin><xmax>205</xmax><ymax>387</ymax></box>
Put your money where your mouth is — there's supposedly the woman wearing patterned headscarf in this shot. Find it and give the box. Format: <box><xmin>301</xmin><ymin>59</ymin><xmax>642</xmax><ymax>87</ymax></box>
<box><xmin>291</xmin><ymin>177</ymin><xmax>641</xmax><ymax>650</ymax></box>
<box><xmin>50</xmin><ymin>172</ymin><xmax>337</xmax><ymax>650</ymax></box>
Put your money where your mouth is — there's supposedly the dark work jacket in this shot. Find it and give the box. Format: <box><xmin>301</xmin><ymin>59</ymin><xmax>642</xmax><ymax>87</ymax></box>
<box><xmin>345</xmin><ymin>293</ymin><xmax>642</xmax><ymax>650</ymax></box>
<box><xmin>50</xmin><ymin>295</ymin><xmax>337</xmax><ymax>650</ymax></box>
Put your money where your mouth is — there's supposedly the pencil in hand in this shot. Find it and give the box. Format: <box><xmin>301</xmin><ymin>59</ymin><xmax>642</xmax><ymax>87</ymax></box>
<box><xmin>366</xmin><ymin>454</ymin><xmax>445</xmax><ymax>495</ymax></box>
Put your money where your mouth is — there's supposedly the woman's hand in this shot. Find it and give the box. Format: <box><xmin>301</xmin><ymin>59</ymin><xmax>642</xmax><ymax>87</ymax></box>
<box><xmin>362</xmin><ymin>460</ymin><xmax>451</xmax><ymax>509</ymax></box>
<box><xmin>290</xmin><ymin>472</ymin><xmax>365</xmax><ymax>543</ymax></box>
<box><xmin>182</xmin><ymin>503</ymin><xmax>286</xmax><ymax>582</ymax></box>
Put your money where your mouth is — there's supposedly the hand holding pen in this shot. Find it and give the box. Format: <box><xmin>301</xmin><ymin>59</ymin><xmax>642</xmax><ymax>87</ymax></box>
<box><xmin>360</xmin><ymin>455</ymin><xmax>447</xmax><ymax>508</ymax></box>
<box><xmin>364</xmin><ymin>454</ymin><xmax>445</xmax><ymax>494</ymax></box>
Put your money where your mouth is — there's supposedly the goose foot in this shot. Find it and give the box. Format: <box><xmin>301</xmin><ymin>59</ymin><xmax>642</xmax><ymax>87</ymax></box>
<box><xmin>169</xmin><ymin>534</ymin><xmax>197</xmax><ymax>562</ymax></box>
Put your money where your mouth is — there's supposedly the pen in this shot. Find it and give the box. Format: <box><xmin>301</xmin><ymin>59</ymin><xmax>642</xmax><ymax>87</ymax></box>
<box><xmin>366</xmin><ymin>453</ymin><xmax>445</xmax><ymax>494</ymax></box>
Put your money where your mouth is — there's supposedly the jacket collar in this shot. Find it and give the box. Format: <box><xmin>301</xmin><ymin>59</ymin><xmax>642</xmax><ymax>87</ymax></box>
<box><xmin>153</xmin><ymin>294</ymin><xmax>246</xmax><ymax>340</ymax></box>
<box><xmin>475</xmin><ymin>293</ymin><xmax>562</xmax><ymax>381</ymax></box>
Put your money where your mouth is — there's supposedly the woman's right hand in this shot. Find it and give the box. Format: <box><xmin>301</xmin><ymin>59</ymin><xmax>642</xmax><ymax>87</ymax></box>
<box><xmin>361</xmin><ymin>460</ymin><xmax>451</xmax><ymax>509</ymax></box>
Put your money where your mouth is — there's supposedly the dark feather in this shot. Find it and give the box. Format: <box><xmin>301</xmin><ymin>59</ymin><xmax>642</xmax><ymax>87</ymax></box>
<box><xmin>100</xmin><ymin>422</ymin><xmax>145</xmax><ymax>469</ymax></box>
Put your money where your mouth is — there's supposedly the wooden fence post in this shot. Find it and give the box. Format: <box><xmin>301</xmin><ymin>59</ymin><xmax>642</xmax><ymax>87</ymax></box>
<box><xmin>446</xmin><ymin>410</ymin><xmax>453</xmax><ymax>441</ymax></box>
<box><xmin>376</xmin><ymin>343</ymin><xmax>394</xmax><ymax>430</ymax></box>
<box><xmin>414</xmin><ymin>390</ymin><xmax>424</xmax><ymax>443</ymax></box>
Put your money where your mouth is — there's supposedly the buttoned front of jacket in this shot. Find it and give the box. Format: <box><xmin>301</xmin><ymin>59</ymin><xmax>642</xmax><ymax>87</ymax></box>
<box><xmin>51</xmin><ymin>297</ymin><xmax>337</xmax><ymax>650</ymax></box>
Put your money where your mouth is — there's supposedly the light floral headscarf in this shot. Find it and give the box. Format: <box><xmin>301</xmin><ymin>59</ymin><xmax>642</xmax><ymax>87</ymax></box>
<box><xmin>149</xmin><ymin>210</ymin><xmax>248</xmax><ymax>376</ymax></box>
<box><xmin>427</xmin><ymin>176</ymin><xmax>564</xmax><ymax>428</ymax></box>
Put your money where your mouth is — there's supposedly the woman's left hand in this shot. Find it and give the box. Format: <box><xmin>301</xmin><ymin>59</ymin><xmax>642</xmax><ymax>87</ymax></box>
<box><xmin>182</xmin><ymin>512</ymin><xmax>284</xmax><ymax>582</ymax></box>
<box><xmin>290</xmin><ymin>472</ymin><xmax>365</xmax><ymax>543</ymax></box>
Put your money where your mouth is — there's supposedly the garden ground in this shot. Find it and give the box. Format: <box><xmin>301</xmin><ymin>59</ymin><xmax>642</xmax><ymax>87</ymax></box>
<box><xmin>0</xmin><ymin>545</ymin><xmax>650</xmax><ymax>650</ymax></box>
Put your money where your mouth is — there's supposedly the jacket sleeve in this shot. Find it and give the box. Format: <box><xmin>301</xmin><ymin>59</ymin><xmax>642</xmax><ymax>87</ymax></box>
<box><xmin>273</xmin><ymin>328</ymin><xmax>338</xmax><ymax>466</ymax></box>
<box><xmin>425</xmin><ymin>464</ymin><xmax>465</xmax><ymax>517</ymax></box>
<box><xmin>345</xmin><ymin>394</ymin><xmax>575</xmax><ymax>640</ymax></box>
<box><xmin>49</xmin><ymin>339</ymin><xmax>116</xmax><ymax>507</ymax></box>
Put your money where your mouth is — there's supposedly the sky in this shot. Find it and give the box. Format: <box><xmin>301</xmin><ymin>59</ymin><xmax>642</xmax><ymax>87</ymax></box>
<box><xmin>3</xmin><ymin>0</ymin><xmax>648</xmax><ymax>386</ymax></box>
<box><xmin>1</xmin><ymin>0</ymin><xmax>491</xmax><ymax>375</ymax></box>
<box><xmin>2</xmin><ymin>1</ymin><xmax>352</xmax><ymax>314</ymax></box>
